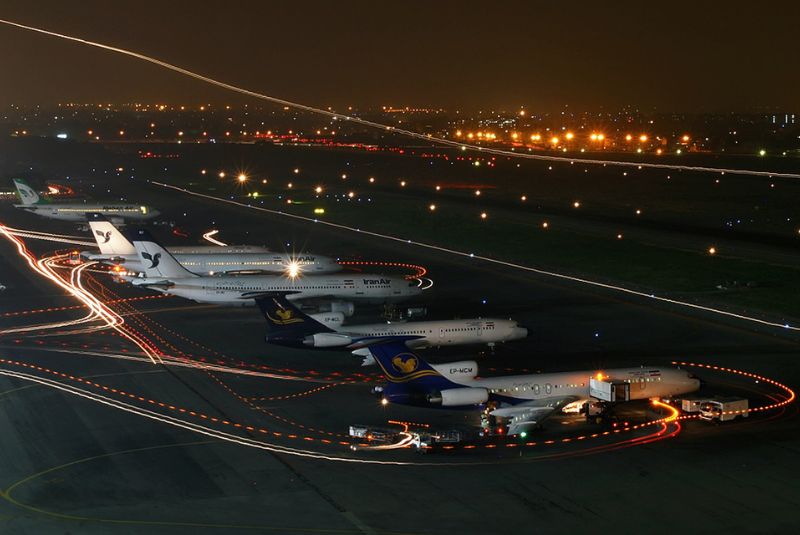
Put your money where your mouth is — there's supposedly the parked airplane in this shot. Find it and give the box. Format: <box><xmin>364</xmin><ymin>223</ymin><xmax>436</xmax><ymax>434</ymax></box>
<box><xmin>12</xmin><ymin>179</ymin><xmax>158</xmax><ymax>224</ymax></box>
<box><xmin>127</xmin><ymin>229</ymin><xmax>422</xmax><ymax>307</ymax></box>
<box><xmin>256</xmin><ymin>293</ymin><xmax>527</xmax><ymax>364</ymax></box>
<box><xmin>364</xmin><ymin>338</ymin><xmax>701</xmax><ymax>435</ymax></box>
<box><xmin>86</xmin><ymin>213</ymin><xmax>341</xmax><ymax>275</ymax></box>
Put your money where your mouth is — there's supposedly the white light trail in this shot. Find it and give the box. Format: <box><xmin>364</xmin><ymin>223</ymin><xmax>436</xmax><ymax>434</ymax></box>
<box><xmin>152</xmin><ymin>183</ymin><xmax>800</xmax><ymax>334</ymax></box>
<box><xmin>0</xmin><ymin>224</ymin><xmax>162</xmax><ymax>362</ymax></box>
<box><xmin>0</xmin><ymin>367</ymin><xmax>440</xmax><ymax>465</ymax></box>
<box><xmin>202</xmin><ymin>229</ymin><xmax>227</xmax><ymax>246</ymax></box>
<box><xmin>3</xmin><ymin>226</ymin><xmax>94</xmax><ymax>246</ymax></box>
<box><xmin>0</xmin><ymin>18</ymin><xmax>797</xmax><ymax>179</ymax></box>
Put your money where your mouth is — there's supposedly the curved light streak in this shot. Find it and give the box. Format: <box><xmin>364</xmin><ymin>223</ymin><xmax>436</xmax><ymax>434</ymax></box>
<box><xmin>153</xmin><ymin>183</ymin><xmax>800</xmax><ymax>334</ymax></box>
<box><xmin>0</xmin><ymin>224</ymin><xmax>162</xmax><ymax>362</ymax></box>
<box><xmin>201</xmin><ymin>229</ymin><xmax>227</xmax><ymax>246</ymax></box>
<box><xmin>0</xmin><ymin>18</ymin><xmax>797</xmax><ymax>179</ymax></box>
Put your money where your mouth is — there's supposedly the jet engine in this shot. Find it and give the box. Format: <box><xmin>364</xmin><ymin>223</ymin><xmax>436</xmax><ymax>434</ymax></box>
<box><xmin>427</xmin><ymin>387</ymin><xmax>489</xmax><ymax>407</ymax></box>
<box><xmin>303</xmin><ymin>332</ymin><xmax>353</xmax><ymax>348</ymax></box>
<box><xmin>314</xmin><ymin>300</ymin><xmax>355</xmax><ymax>317</ymax></box>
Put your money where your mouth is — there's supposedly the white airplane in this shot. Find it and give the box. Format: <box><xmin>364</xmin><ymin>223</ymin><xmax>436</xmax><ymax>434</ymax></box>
<box><xmin>127</xmin><ymin>229</ymin><xmax>423</xmax><ymax>307</ymax></box>
<box><xmin>364</xmin><ymin>339</ymin><xmax>701</xmax><ymax>435</ymax></box>
<box><xmin>255</xmin><ymin>293</ymin><xmax>528</xmax><ymax>365</ymax></box>
<box><xmin>12</xmin><ymin>179</ymin><xmax>158</xmax><ymax>224</ymax></box>
<box><xmin>86</xmin><ymin>213</ymin><xmax>341</xmax><ymax>276</ymax></box>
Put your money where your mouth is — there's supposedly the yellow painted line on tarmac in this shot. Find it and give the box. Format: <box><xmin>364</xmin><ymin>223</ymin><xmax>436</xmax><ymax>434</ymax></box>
<box><xmin>0</xmin><ymin>441</ymin><xmax>404</xmax><ymax>533</ymax></box>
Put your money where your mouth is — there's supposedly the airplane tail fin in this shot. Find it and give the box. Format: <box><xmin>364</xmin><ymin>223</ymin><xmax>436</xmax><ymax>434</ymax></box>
<box><xmin>12</xmin><ymin>179</ymin><xmax>45</xmax><ymax>205</ymax></box>
<box><xmin>365</xmin><ymin>339</ymin><xmax>457</xmax><ymax>390</ymax></box>
<box><xmin>256</xmin><ymin>292</ymin><xmax>335</xmax><ymax>339</ymax></box>
<box><xmin>129</xmin><ymin>228</ymin><xmax>197</xmax><ymax>279</ymax></box>
<box><xmin>87</xmin><ymin>213</ymin><xmax>135</xmax><ymax>255</ymax></box>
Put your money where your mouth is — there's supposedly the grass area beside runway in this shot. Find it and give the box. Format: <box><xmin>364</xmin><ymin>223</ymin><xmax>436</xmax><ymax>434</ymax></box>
<box><xmin>203</xmin><ymin>187</ymin><xmax>800</xmax><ymax>322</ymax></box>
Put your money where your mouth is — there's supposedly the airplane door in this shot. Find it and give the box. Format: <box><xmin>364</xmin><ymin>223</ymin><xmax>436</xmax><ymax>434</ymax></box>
<box><xmin>639</xmin><ymin>377</ymin><xmax>646</xmax><ymax>391</ymax></box>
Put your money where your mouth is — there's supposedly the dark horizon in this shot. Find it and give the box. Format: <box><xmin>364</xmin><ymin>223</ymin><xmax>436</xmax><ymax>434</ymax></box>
<box><xmin>1</xmin><ymin>1</ymin><xmax>798</xmax><ymax>113</ymax></box>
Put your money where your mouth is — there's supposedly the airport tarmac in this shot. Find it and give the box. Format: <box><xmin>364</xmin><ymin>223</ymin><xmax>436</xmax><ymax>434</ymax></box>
<box><xmin>0</xmin><ymin>178</ymin><xmax>799</xmax><ymax>534</ymax></box>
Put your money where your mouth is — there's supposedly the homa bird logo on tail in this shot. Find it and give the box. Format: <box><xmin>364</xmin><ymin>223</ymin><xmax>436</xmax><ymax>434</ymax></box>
<box><xmin>391</xmin><ymin>354</ymin><xmax>419</xmax><ymax>374</ymax></box>
<box><xmin>95</xmin><ymin>230</ymin><xmax>112</xmax><ymax>244</ymax></box>
<box><xmin>265</xmin><ymin>299</ymin><xmax>304</xmax><ymax>325</ymax></box>
<box><xmin>141</xmin><ymin>251</ymin><xmax>161</xmax><ymax>268</ymax></box>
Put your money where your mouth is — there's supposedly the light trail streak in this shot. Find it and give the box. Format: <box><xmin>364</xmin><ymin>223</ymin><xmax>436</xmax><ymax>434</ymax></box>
<box><xmin>673</xmin><ymin>361</ymin><xmax>796</xmax><ymax>414</ymax></box>
<box><xmin>153</xmin><ymin>183</ymin><xmax>800</xmax><ymax>334</ymax></box>
<box><xmin>0</xmin><ymin>224</ymin><xmax>162</xmax><ymax>362</ymax></box>
<box><xmin>3</xmin><ymin>226</ymin><xmax>94</xmax><ymax>246</ymax></box>
<box><xmin>201</xmin><ymin>229</ymin><xmax>227</xmax><ymax>246</ymax></box>
<box><xmin>9</xmin><ymin>345</ymin><xmax>343</xmax><ymax>383</ymax></box>
<box><xmin>0</xmin><ymin>18</ymin><xmax>797</xmax><ymax>179</ymax></box>
<box><xmin>0</xmin><ymin>367</ymin><xmax>440</xmax><ymax>466</ymax></box>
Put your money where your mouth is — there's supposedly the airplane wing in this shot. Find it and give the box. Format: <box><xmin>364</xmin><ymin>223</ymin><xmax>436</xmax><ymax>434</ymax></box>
<box><xmin>490</xmin><ymin>396</ymin><xmax>580</xmax><ymax>435</ymax></box>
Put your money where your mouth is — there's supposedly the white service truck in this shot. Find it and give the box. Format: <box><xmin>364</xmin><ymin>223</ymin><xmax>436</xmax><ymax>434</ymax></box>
<box><xmin>698</xmin><ymin>398</ymin><xmax>749</xmax><ymax>422</ymax></box>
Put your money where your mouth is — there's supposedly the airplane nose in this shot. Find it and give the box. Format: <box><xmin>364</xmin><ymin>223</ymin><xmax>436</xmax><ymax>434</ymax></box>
<box><xmin>514</xmin><ymin>326</ymin><xmax>530</xmax><ymax>339</ymax></box>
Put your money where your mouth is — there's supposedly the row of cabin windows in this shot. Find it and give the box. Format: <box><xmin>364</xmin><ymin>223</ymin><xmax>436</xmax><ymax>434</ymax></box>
<box><xmin>209</xmin><ymin>285</ymin><xmax>344</xmax><ymax>291</ymax></box>
<box><xmin>443</xmin><ymin>326</ymin><xmax>492</xmax><ymax>332</ymax></box>
<box><xmin>59</xmin><ymin>207</ymin><xmax>141</xmax><ymax>212</ymax></box>
<box><xmin>489</xmin><ymin>375</ymin><xmax>663</xmax><ymax>395</ymax></box>
<box><xmin>489</xmin><ymin>383</ymin><xmax>587</xmax><ymax>394</ymax></box>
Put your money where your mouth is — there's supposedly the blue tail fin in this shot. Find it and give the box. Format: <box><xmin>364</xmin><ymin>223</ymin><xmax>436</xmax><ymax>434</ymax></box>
<box><xmin>256</xmin><ymin>292</ymin><xmax>333</xmax><ymax>340</ymax></box>
<box><xmin>366</xmin><ymin>339</ymin><xmax>458</xmax><ymax>390</ymax></box>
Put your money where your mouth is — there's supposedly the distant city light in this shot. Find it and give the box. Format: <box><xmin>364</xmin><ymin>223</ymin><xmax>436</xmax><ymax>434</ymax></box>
<box><xmin>542</xmin><ymin>221</ymin><xmax>549</xmax><ymax>229</ymax></box>
<box><xmin>429</xmin><ymin>204</ymin><xmax>436</xmax><ymax>211</ymax></box>
<box><xmin>475</xmin><ymin>190</ymin><xmax>481</xmax><ymax>196</ymax></box>
<box><xmin>237</xmin><ymin>173</ymin><xmax>247</xmax><ymax>182</ymax></box>
<box><xmin>573</xmin><ymin>201</ymin><xmax>581</xmax><ymax>208</ymax></box>
<box><xmin>315</xmin><ymin>186</ymin><xmax>323</xmax><ymax>194</ymax></box>
<box><xmin>218</xmin><ymin>171</ymin><xmax>226</xmax><ymax>178</ymax></box>
<box><xmin>625</xmin><ymin>134</ymin><xmax>633</xmax><ymax>141</ymax></box>
<box><xmin>708</xmin><ymin>247</ymin><xmax>717</xmax><ymax>255</ymax></box>
<box><xmin>639</xmin><ymin>134</ymin><xmax>648</xmax><ymax>142</ymax></box>
<box><xmin>520</xmin><ymin>195</ymin><xmax>527</xmax><ymax>201</ymax></box>
<box><xmin>480</xmin><ymin>212</ymin><xmax>488</xmax><ymax>219</ymax></box>
<box><xmin>759</xmin><ymin>149</ymin><xmax>766</xmax><ymax>156</ymax></box>
<box><xmin>400</xmin><ymin>180</ymin><xmax>407</xmax><ymax>187</ymax></box>
<box><xmin>293</xmin><ymin>168</ymin><xmax>300</xmax><ymax>174</ymax></box>
<box><xmin>314</xmin><ymin>208</ymin><xmax>325</xmax><ymax>214</ymax></box>
<box><xmin>565</xmin><ymin>132</ymin><xmax>574</xmax><ymax>140</ymax></box>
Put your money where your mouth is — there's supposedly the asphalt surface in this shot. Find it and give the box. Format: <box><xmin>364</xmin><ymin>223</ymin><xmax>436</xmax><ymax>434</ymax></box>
<box><xmin>0</xmin><ymin>175</ymin><xmax>799</xmax><ymax>534</ymax></box>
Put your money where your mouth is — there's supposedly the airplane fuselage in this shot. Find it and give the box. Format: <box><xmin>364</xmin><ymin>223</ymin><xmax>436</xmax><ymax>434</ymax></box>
<box><xmin>95</xmin><ymin>251</ymin><xmax>342</xmax><ymax>275</ymax></box>
<box><xmin>18</xmin><ymin>203</ymin><xmax>157</xmax><ymax>221</ymax></box>
<box><xmin>132</xmin><ymin>274</ymin><xmax>421</xmax><ymax>306</ymax></box>
<box><xmin>384</xmin><ymin>367</ymin><xmax>700</xmax><ymax>408</ymax></box>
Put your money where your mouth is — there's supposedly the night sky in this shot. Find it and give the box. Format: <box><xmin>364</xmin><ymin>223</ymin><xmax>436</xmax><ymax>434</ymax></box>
<box><xmin>1</xmin><ymin>0</ymin><xmax>798</xmax><ymax>112</ymax></box>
